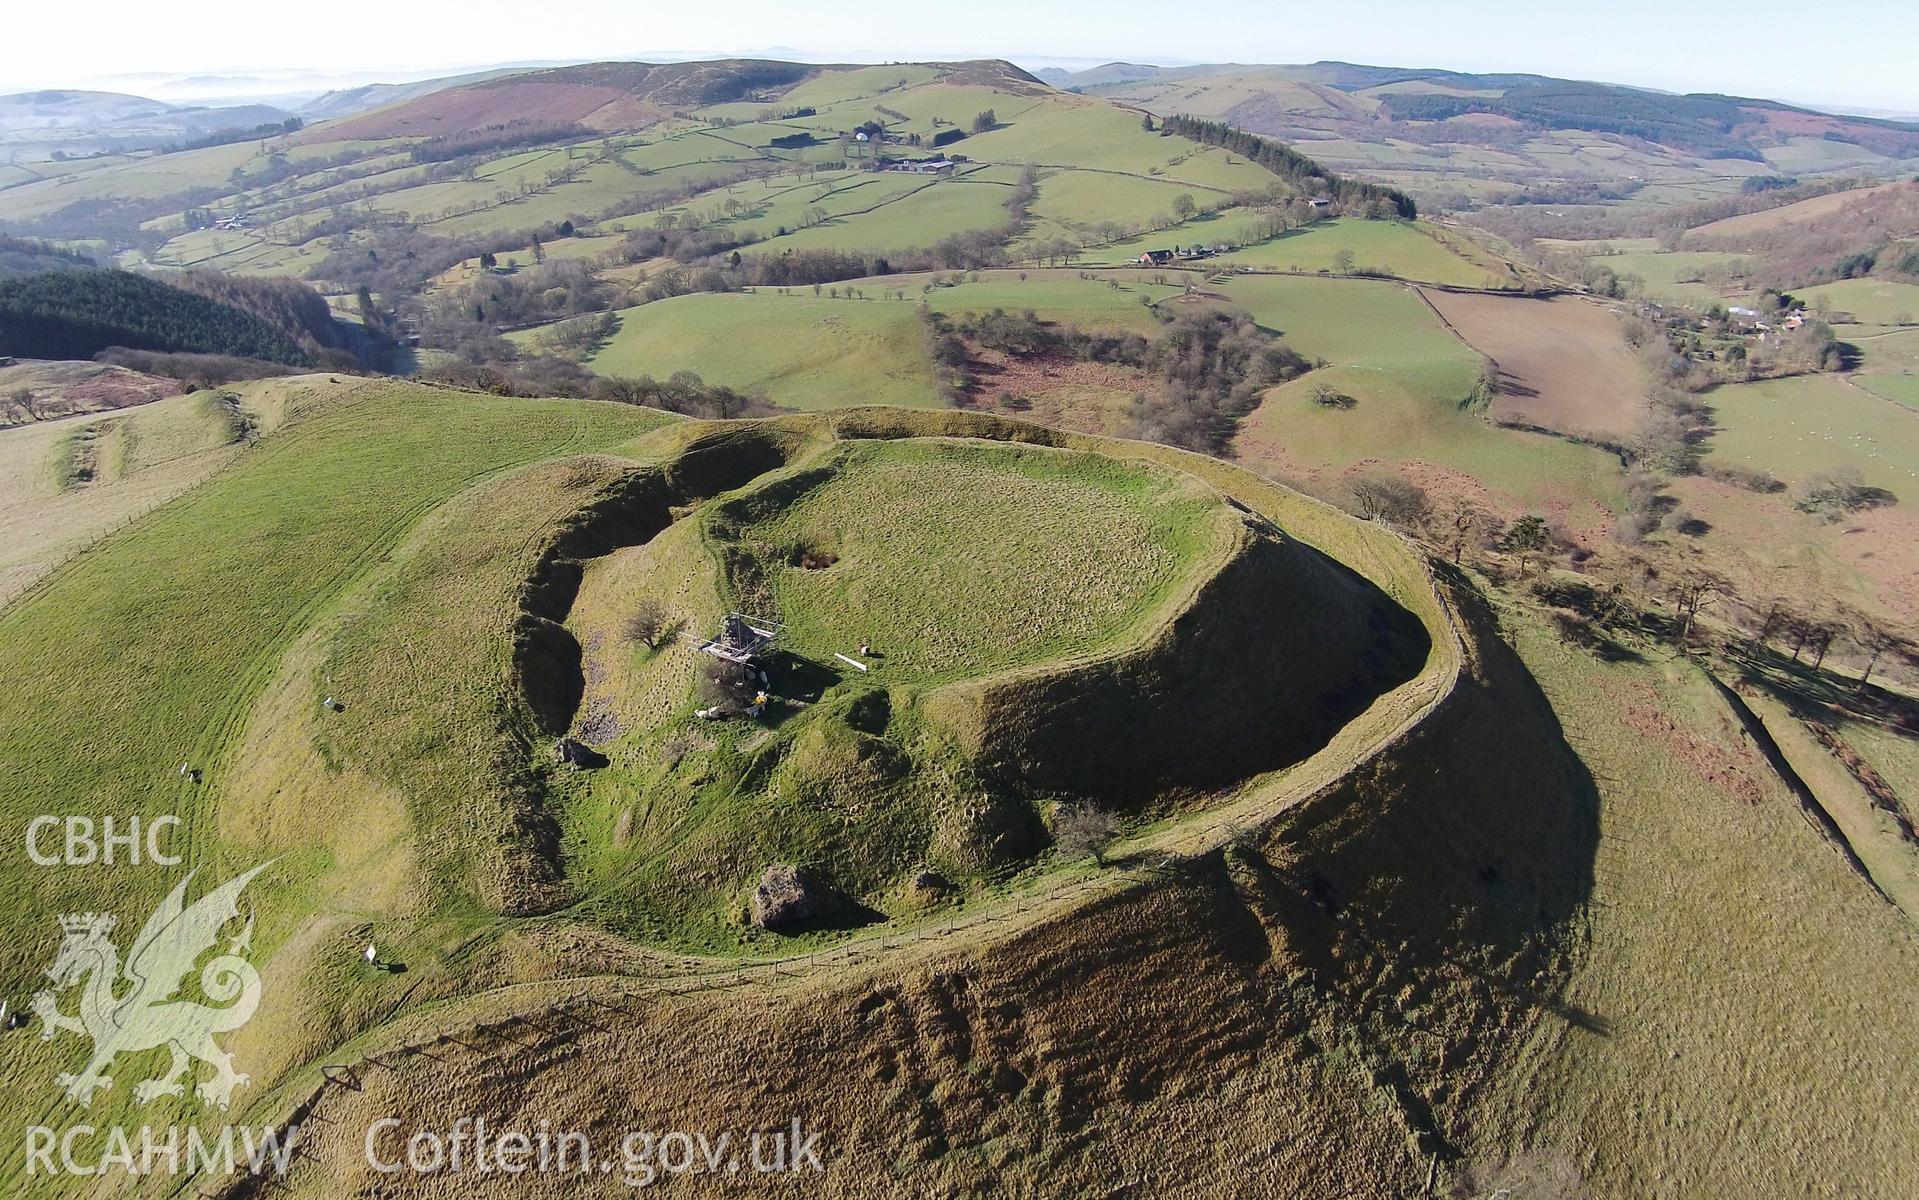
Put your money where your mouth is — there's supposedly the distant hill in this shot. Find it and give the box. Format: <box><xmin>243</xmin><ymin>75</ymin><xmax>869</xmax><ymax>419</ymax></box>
<box><xmin>1067</xmin><ymin>61</ymin><xmax>1919</xmax><ymax>196</ymax></box>
<box><xmin>0</xmin><ymin>89</ymin><xmax>292</xmax><ymax>135</ymax></box>
<box><xmin>1050</xmin><ymin>62</ymin><xmax>1174</xmax><ymax>89</ymax></box>
<box><xmin>295</xmin><ymin>67</ymin><xmax>531</xmax><ymax>122</ymax></box>
<box><xmin>308</xmin><ymin>58</ymin><xmax>1046</xmax><ymax>141</ymax></box>
<box><xmin>0</xmin><ymin>90</ymin><xmax>176</xmax><ymax>131</ymax></box>
<box><xmin>0</xmin><ymin>88</ymin><xmax>296</xmax><ymax>157</ymax></box>
<box><xmin>311</xmin><ymin>59</ymin><xmax>825</xmax><ymax>140</ymax></box>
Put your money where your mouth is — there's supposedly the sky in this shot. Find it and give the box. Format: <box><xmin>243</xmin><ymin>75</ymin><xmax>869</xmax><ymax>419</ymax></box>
<box><xmin>9</xmin><ymin>0</ymin><xmax>1919</xmax><ymax>113</ymax></box>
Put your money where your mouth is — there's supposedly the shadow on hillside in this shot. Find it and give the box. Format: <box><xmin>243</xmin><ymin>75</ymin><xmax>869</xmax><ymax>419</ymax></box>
<box><xmin>1247</xmin><ymin>562</ymin><xmax>1606</xmax><ymax>1040</ymax></box>
<box><xmin>967</xmin><ymin>531</ymin><xmax>1433</xmax><ymax>810</ymax></box>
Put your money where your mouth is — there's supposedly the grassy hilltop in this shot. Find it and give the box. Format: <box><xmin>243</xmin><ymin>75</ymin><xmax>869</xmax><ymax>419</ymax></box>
<box><xmin>0</xmin><ymin>376</ymin><xmax>1911</xmax><ymax>1197</ymax></box>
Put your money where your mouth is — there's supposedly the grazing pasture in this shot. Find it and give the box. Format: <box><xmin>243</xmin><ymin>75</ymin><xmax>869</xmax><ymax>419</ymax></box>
<box><xmin>738</xmin><ymin>438</ymin><xmax>1233</xmax><ymax>685</ymax></box>
<box><xmin>0</xmin><ymin>389</ymin><xmax>242</xmax><ymax>603</ymax></box>
<box><xmin>1217</xmin><ymin>274</ymin><xmax>1624</xmax><ymax>521</ymax></box>
<box><xmin>1706</xmin><ymin>373</ymin><xmax>1919</xmax><ymax>493</ymax></box>
<box><xmin>1801</xmin><ymin>278</ymin><xmax>1919</xmax><ymax>327</ymax></box>
<box><xmin>564</xmin><ymin>292</ymin><xmax>942</xmax><ymax>409</ymax></box>
<box><xmin>905</xmin><ymin>268</ymin><xmax>1190</xmax><ymax>332</ymax></box>
<box><xmin>1599</xmin><ymin>249</ymin><xmax>1754</xmax><ymax>305</ymax></box>
<box><xmin>1216</xmin><ymin>218</ymin><xmax>1509</xmax><ymax>288</ymax></box>
<box><xmin>743</xmin><ymin>174</ymin><xmax>1016</xmax><ymax>254</ymax></box>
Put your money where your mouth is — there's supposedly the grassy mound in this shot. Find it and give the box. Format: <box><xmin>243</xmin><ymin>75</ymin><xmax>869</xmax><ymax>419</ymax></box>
<box><xmin>711</xmin><ymin>438</ymin><xmax>1236</xmax><ymax>683</ymax></box>
<box><xmin>530</xmin><ymin>424</ymin><xmax>1434</xmax><ymax>948</ymax></box>
<box><xmin>0</xmin><ymin>387</ymin><xmax>1452</xmax><ymax>1186</ymax></box>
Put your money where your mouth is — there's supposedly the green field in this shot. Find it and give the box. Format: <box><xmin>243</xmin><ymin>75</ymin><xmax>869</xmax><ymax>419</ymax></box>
<box><xmin>147</xmin><ymin>228</ymin><xmax>332</xmax><ymax>275</ymax></box>
<box><xmin>0</xmin><ymin>142</ymin><xmax>269</xmax><ymax>222</ymax></box>
<box><xmin>901</xmin><ymin>267</ymin><xmax>1190</xmax><ymax>332</ymax></box>
<box><xmin>1855</xmin><ymin>373</ymin><xmax>1919</xmax><ymax>411</ymax></box>
<box><xmin>1216</xmin><ymin>218</ymin><xmax>1509</xmax><ymax>288</ymax></box>
<box><xmin>1217</xmin><ymin>274</ymin><xmax>1625</xmax><ymax>515</ymax></box>
<box><xmin>742</xmin><ymin>173</ymin><xmax>1016</xmax><ymax>254</ymax></box>
<box><xmin>1026</xmin><ymin>168</ymin><xmax>1224</xmax><ymax>237</ymax></box>
<box><xmin>1801</xmin><ymin>279</ymin><xmax>1919</xmax><ymax>326</ymax></box>
<box><xmin>1218</xmin><ymin>273</ymin><xmax>1475</xmax><ymax>371</ymax></box>
<box><xmin>963</xmin><ymin>98</ymin><xmax>1276</xmax><ymax>190</ymax></box>
<box><xmin>653</xmin><ymin>169</ymin><xmax>936</xmax><ymax>242</ymax></box>
<box><xmin>532</xmin><ymin>269</ymin><xmax>1194</xmax><ymax>409</ymax></box>
<box><xmin>733</xmin><ymin>439</ymin><xmax>1231</xmax><ymax>684</ymax></box>
<box><xmin>758</xmin><ymin>63</ymin><xmax>947</xmax><ymax>111</ymax></box>
<box><xmin>1706</xmin><ymin>373</ymin><xmax>1919</xmax><ymax>493</ymax></box>
<box><xmin>1852</xmin><ymin>327</ymin><xmax>1919</xmax><ymax>411</ymax></box>
<box><xmin>559</xmin><ymin>292</ymin><xmax>943</xmax><ymax>408</ymax></box>
<box><xmin>1599</xmin><ymin>249</ymin><xmax>1754</xmax><ymax>305</ymax></box>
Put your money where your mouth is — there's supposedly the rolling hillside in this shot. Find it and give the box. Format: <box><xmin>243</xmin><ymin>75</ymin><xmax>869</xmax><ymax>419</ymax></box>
<box><xmin>1071</xmin><ymin>61</ymin><xmax>1919</xmax><ymax>208</ymax></box>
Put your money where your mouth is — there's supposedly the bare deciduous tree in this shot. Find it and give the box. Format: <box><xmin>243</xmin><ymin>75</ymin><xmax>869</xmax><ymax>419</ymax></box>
<box><xmin>623</xmin><ymin>598</ymin><xmax>670</xmax><ymax>649</ymax></box>
<box><xmin>1852</xmin><ymin>617</ymin><xmax>1916</xmax><ymax>692</ymax></box>
<box><xmin>1052</xmin><ymin>805</ymin><xmax>1121</xmax><ymax>867</ymax></box>
<box><xmin>1662</xmin><ymin>564</ymin><xmax>1732</xmax><ymax>643</ymax></box>
<box><xmin>1349</xmin><ymin>473</ymin><xmax>1429</xmax><ymax>528</ymax></box>
<box><xmin>1428</xmin><ymin>495</ymin><xmax>1495</xmax><ymax>565</ymax></box>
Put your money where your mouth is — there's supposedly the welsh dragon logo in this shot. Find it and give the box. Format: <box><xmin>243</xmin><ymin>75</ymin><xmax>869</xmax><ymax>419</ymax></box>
<box><xmin>32</xmin><ymin>861</ymin><xmax>274</xmax><ymax>1110</ymax></box>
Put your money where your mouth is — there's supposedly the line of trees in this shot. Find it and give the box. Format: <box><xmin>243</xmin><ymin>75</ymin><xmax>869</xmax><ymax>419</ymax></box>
<box><xmin>1160</xmin><ymin>115</ymin><xmax>1417</xmax><ymax>219</ymax></box>
<box><xmin>409</xmin><ymin>121</ymin><xmax>596</xmax><ymax>164</ymax></box>
<box><xmin>158</xmin><ymin>117</ymin><xmax>303</xmax><ymax>156</ymax></box>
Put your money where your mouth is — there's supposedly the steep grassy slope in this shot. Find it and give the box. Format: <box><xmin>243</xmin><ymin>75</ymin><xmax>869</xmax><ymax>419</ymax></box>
<box><xmin>0</xmin><ymin>381</ymin><xmax>668</xmax><ymax>1188</ymax></box>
